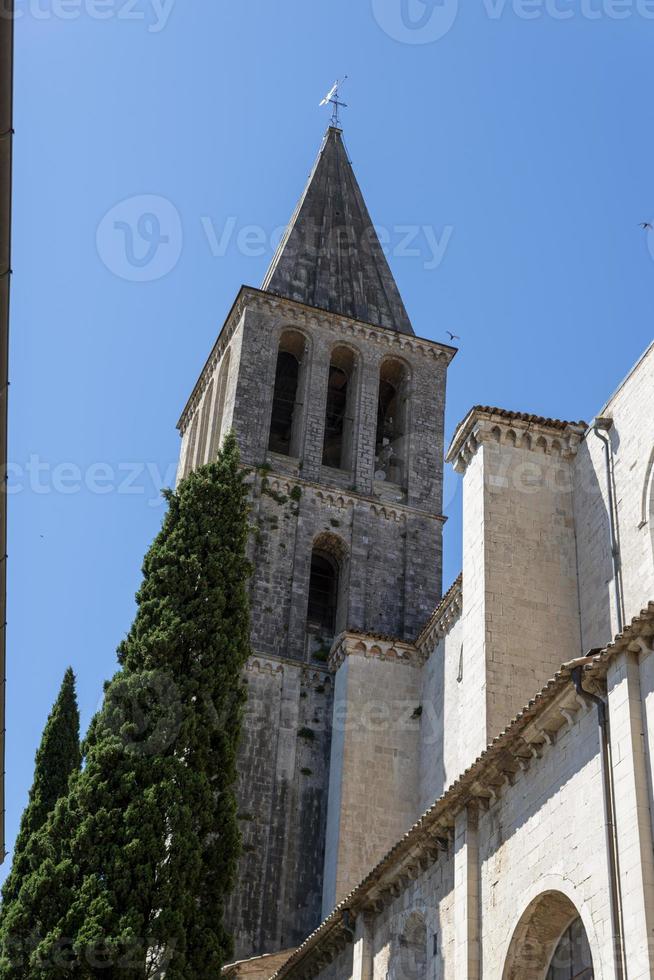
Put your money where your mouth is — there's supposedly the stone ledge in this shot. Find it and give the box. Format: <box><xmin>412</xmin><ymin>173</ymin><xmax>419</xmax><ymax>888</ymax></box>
<box><xmin>446</xmin><ymin>407</ymin><xmax>587</xmax><ymax>475</ymax></box>
<box><xmin>328</xmin><ymin>631</ymin><xmax>424</xmax><ymax>672</ymax></box>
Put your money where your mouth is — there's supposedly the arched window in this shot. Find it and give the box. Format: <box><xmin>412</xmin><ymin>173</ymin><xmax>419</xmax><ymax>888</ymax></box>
<box><xmin>503</xmin><ymin>892</ymin><xmax>594</xmax><ymax>980</ymax></box>
<box><xmin>546</xmin><ymin>918</ymin><xmax>593</xmax><ymax>979</ymax></box>
<box><xmin>390</xmin><ymin>912</ymin><xmax>427</xmax><ymax>980</ymax></box>
<box><xmin>182</xmin><ymin>412</ymin><xmax>199</xmax><ymax>479</ymax></box>
<box><xmin>208</xmin><ymin>348</ymin><xmax>231</xmax><ymax>461</ymax></box>
<box><xmin>268</xmin><ymin>330</ymin><xmax>307</xmax><ymax>458</ymax></box>
<box><xmin>305</xmin><ymin>533</ymin><xmax>348</xmax><ymax>655</ymax></box>
<box><xmin>375</xmin><ymin>359</ymin><xmax>410</xmax><ymax>487</ymax></box>
<box><xmin>196</xmin><ymin>378</ymin><xmax>214</xmax><ymax>468</ymax></box>
<box><xmin>642</xmin><ymin>446</ymin><xmax>654</xmax><ymax>563</ymax></box>
<box><xmin>323</xmin><ymin>347</ymin><xmax>357</xmax><ymax>471</ymax></box>
<box><xmin>307</xmin><ymin>552</ymin><xmax>339</xmax><ymax>634</ymax></box>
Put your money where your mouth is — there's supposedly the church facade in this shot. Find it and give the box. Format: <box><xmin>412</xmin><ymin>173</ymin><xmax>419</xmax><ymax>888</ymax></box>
<box><xmin>176</xmin><ymin>127</ymin><xmax>654</xmax><ymax>979</ymax></box>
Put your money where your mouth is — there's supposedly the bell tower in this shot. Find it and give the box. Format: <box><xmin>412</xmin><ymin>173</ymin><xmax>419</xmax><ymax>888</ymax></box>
<box><xmin>175</xmin><ymin>127</ymin><xmax>455</xmax><ymax>959</ymax></box>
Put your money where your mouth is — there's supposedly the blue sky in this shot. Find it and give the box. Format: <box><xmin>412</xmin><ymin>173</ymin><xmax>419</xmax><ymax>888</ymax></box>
<box><xmin>4</xmin><ymin>0</ymin><xmax>654</xmax><ymax>878</ymax></box>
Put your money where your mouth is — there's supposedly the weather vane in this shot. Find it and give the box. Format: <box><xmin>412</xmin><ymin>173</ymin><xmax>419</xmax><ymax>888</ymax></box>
<box><xmin>319</xmin><ymin>76</ymin><xmax>348</xmax><ymax>129</ymax></box>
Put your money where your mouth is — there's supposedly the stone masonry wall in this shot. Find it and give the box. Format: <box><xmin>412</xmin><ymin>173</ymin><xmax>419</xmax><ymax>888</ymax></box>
<box><xmin>322</xmin><ymin>648</ymin><xmax>423</xmax><ymax>917</ymax></box>
<box><xmin>479</xmin><ymin>703</ymin><xmax>612</xmax><ymax>978</ymax></box>
<box><xmin>418</xmin><ymin>612</ymin><xmax>463</xmax><ymax>812</ymax></box>
<box><xmin>450</xmin><ymin>419</ymin><xmax>584</xmax><ymax>755</ymax></box>
<box><xmin>575</xmin><ymin>342</ymin><xmax>654</xmax><ymax>651</ymax></box>
<box><xmin>304</xmin><ymin>681</ymin><xmax>617</xmax><ymax>980</ymax></box>
<box><xmin>176</xmin><ymin>290</ymin><xmax>453</xmax><ymax>961</ymax></box>
<box><xmin>227</xmin><ymin>656</ymin><xmax>333</xmax><ymax>959</ymax></box>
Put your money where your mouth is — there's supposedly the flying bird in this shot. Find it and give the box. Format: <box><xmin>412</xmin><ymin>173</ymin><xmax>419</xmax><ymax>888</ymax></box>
<box><xmin>446</xmin><ymin>331</ymin><xmax>461</xmax><ymax>342</ymax></box>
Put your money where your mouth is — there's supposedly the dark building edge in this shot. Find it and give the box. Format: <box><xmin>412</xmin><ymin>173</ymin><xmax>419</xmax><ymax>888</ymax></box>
<box><xmin>0</xmin><ymin>0</ymin><xmax>13</xmax><ymax>862</ymax></box>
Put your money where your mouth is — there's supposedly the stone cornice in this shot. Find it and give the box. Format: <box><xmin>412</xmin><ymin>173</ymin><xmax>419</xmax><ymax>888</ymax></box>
<box><xmin>246</xmin><ymin>652</ymin><xmax>331</xmax><ymax>677</ymax></box>
<box><xmin>246</xmin><ymin>469</ymin><xmax>447</xmax><ymax>525</ymax></box>
<box><xmin>270</xmin><ymin>602</ymin><xmax>654</xmax><ymax>980</ymax></box>
<box><xmin>328</xmin><ymin>631</ymin><xmax>424</xmax><ymax>672</ymax></box>
<box><xmin>446</xmin><ymin>407</ymin><xmax>587</xmax><ymax>475</ymax></box>
<box><xmin>415</xmin><ymin>574</ymin><xmax>463</xmax><ymax>652</ymax></box>
<box><xmin>178</xmin><ymin>286</ymin><xmax>457</xmax><ymax>433</ymax></box>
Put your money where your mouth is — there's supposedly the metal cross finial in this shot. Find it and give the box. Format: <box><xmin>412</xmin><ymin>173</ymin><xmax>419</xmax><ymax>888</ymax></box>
<box><xmin>319</xmin><ymin>76</ymin><xmax>348</xmax><ymax>129</ymax></box>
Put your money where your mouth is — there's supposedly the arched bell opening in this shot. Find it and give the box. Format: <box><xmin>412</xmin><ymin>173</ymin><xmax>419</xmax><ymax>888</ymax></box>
<box><xmin>322</xmin><ymin>346</ymin><xmax>358</xmax><ymax>472</ymax></box>
<box><xmin>268</xmin><ymin>330</ymin><xmax>309</xmax><ymax>458</ymax></box>
<box><xmin>375</xmin><ymin>358</ymin><xmax>410</xmax><ymax>488</ymax></box>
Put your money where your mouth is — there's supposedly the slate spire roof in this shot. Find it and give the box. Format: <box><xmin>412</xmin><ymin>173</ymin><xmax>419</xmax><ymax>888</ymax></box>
<box><xmin>262</xmin><ymin>127</ymin><xmax>414</xmax><ymax>335</ymax></box>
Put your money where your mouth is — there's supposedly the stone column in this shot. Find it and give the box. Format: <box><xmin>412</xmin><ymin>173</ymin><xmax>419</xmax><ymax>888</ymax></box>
<box><xmin>299</xmin><ymin>335</ymin><xmax>331</xmax><ymax>483</ymax></box>
<box><xmin>351</xmin><ymin>913</ymin><xmax>373</xmax><ymax>980</ymax></box>
<box><xmin>454</xmin><ymin>805</ymin><xmax>480</xmax><ymax>980</ymax></box>
<box><xmin>607</xmin><ymin>650</ymin><xmax>654</xmax><ymax>979</ymax></box>
<box><xmin>354</xmin><ymin>351</ymin><xmax>381</xmax><ymax>495</ymax></box>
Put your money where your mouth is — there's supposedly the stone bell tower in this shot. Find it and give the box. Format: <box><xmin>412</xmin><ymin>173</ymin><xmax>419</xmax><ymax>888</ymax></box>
<box><xmin>175</xmin><ymin>126</ymin><xmax>455</xmax><ymax>960</ymax></box>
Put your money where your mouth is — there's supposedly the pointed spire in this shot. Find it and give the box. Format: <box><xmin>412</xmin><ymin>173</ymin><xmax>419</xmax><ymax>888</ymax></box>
<box><xmin>262</xmin><ymin>128</ymin><xmax>414</xmax><ymax>335</ymax></box>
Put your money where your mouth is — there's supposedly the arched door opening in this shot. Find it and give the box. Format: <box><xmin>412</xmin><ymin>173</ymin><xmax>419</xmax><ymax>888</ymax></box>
<box><xmin>375</xmin><ymin>358</ymin><xmax>410</xmax><ymax>488</ymax></box>
<box><xmin>322</xmin><ymin>347</ymin><xmax>357</xmax><ymax>471</ymax></box>
<box><xmin>268</xmin><ymin>330</ymin><xmax>308</xmax><ymax>457</ymax></box>
<box><xmin>503</xmin><ymin>892</ymin><xmax>594</xmax><ymax>980</ymax></box>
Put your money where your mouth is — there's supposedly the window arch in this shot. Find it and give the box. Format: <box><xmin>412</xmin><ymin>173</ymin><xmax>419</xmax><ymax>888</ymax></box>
<box><xmin>389</xmin><ymin>912</ymin><xmax>427</xmax><ymax>980</ymax></box>
<box><xmin>375</xmin><ymin>358</ymin><xmax>410</xmax><ymax>488</ymax></box>
<box><xmin>196</xmin><ymin>378</ymin><xmax>214</xmax><ymax>468</ymax></box>
<box><xmin>305</xmin><ymin>533</ymin><xmax>348</xmax><ymax>651</ymax></box>
<box><xmin>268</xmin><ymin>330</ymin><xmax>308</xmax><ymax>458</ymax></box>
<box><xmin>546</xmin><ymin>918</ymin><xmax>593</xmax><ymax>979</ymax></box>
<box><xmin>182</xmin><ymin>412</ymin><xmax>200</xmax><ymax>480</ymax></box>
<box><xmin>323</xmin><ymin>346</ymin><xmax>358</xmax><ymax>471</ymax></box>
<box><xmin>503</xmin><ymin>892</ymin><xmax>594</xmax><ymax>980</ymax></box>
<box><xmin>307</xmin><ymin>552</ymin><xmax>339</xmax><ymax>634</ymax></box>
<box><xmin>208</xmin><ymin>348</ymin><xmax>231</xmax><ymax>461</ymax></box>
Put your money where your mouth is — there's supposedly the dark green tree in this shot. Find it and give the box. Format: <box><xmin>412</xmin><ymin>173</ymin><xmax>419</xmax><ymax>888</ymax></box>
<box><xmin>0</xmin><ymin>668</ymin><xmax>81</xmax><ymax>973</ymax></box>
<box><xmin>6</xmin><ymin>434</ymin><xmax>251</xmax><ymax>979</ymax></box>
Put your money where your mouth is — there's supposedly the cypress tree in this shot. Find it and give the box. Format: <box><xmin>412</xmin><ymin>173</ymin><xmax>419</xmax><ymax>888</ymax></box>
<box><xmin>0</xmin><ymin>668</ymin><xmax>81</xmax><ymax>974</ymax></box>
<box><xmin>11</xmin><ymin>434</ymin><xmax>251</xmax><ymax>978</ymax></box>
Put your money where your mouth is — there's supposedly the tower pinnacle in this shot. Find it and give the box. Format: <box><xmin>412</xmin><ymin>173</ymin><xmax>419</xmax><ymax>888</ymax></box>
<box><xmin>262</xmin><ymin>127</ymin><xmax>414</xmax><ymax>335</ymax></box>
